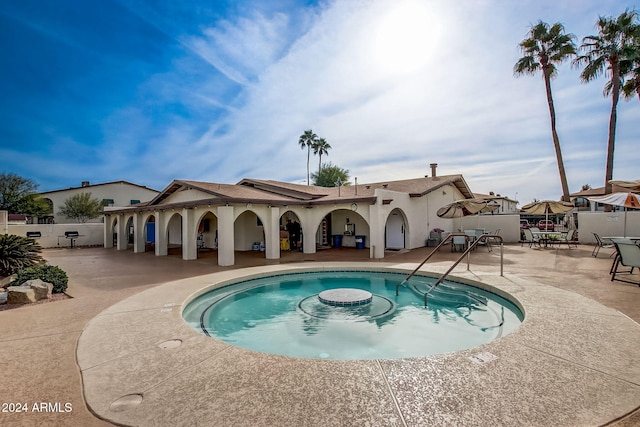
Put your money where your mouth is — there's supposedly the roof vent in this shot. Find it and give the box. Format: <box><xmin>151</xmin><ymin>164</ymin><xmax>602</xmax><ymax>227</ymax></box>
<box><xmin>430</xmin><ymin>163</ymin><xmax>438</xmax><ymax>177</ymax></box>
<box><xmin>382</xmin><ymin>184</ymin><xmax>388</xmax><ymax>188</ymax></box>
<box><xmin>81</xmin><ymin>181</ymin><xmax>90</xmax><ymax>187</ymax></box>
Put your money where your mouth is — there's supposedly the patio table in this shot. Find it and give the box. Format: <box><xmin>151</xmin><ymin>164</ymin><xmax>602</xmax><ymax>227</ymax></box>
<box><xmin>532</xmin><ymin>231</ymin><xmax>564</xmax><ymax>248</ymax></box>
<box><xmin>603</xmin><ymin>237</ymin><xmax>640</xmax><ymax>247</ymax></box>
<box><xmin>603</xmin><ymin>236</ymin><xmax>640</xmax><ymax>241</ymax></box>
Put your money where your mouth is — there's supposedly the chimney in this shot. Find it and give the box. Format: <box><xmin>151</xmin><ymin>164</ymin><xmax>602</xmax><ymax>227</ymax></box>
<box><xmin>81</xmin><ymin>181</ymin><xmax>90</xmax><ymax>187</ymax></box>
<box><xmin>430</xmin><ymin>163</ymin><xmax>438</xmax><ymax>177</ymax></box>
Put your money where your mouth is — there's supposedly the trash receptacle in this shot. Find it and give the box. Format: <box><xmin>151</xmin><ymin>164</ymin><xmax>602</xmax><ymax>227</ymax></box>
<box><xmin>332</xmin><ymin>234</ymin><xmax>342</xmax><ymax>248</ymax></box>
<box><xmin>355</xmin><ymin>235</ymin><xmax>365</xmax><ymax>249</ymax></box>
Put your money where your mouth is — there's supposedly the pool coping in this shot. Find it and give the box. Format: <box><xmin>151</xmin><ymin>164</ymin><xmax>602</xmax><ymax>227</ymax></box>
<box><xmin>77</xmin><ymin>262</ymin><xmax>640</xmax><ymax>426</ymax></box>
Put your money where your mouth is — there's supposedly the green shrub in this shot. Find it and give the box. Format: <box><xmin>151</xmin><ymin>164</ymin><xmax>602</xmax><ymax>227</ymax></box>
<box><xmin>11</xmin><ymin>264</ymin><xmax>69</xmax><ymax>294</ymax></box>
<box><xmin>0</xmin><ymin>234</ymin><xmax>43</xmax><ymax>277</ymax></box>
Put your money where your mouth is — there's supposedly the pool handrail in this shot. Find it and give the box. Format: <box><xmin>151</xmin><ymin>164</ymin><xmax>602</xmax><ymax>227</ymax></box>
<box><xmin>396</xmin><ymin>233</ymin><xmax>471</xmax><ymax>295</ymax></box>
<box><xmin>395</xmin><ymin>233</ymin><xmax>505</xmax><ymax>306</ymax></box>
<box><xmin>422</xmin><ymin>234</ymin><xmax>504</xmax><ymax>306</ymax></box>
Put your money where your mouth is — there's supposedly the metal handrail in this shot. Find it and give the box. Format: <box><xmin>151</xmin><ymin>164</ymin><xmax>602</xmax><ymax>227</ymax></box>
<box><xmin>395</xmin><ymin>233</ymin><xmax>470</xmax><ymax>295</ymax></box>
<box><xmin>422</xmin><ymin>234</ymin><xmax>504</xmax><ymax>307</ymax></box>
<box><xmin>394</xmin><ymin>233</ymin><xmax>505</xmax><ymax>306</ymax></box>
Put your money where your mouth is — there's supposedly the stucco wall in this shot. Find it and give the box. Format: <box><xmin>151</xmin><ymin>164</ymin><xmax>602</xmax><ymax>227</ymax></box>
<box><xmin>577</xmin><ymin>211</ymin><xmax>640</xmax><ymax>244</ymax></box>
<box><xmin>41</xmin><ymin>182</ymin><xmax>158</xmax><ymax>224</ymax></box>
<box><xmin>8</xmin><ymin>224</ymin><xmax>104</xmax><ymax>248</ymax></box>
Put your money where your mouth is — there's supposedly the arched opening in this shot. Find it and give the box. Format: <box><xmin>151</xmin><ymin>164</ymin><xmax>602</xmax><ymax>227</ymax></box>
<box><xmin>144</xmin><ymin>215</ymin><xmax>156</xmax><ymax>252</ymax></box>
<box><xmin>327</xmin><ymin>209</ymin><xmax>369</xmax><ymax>250</ymax></box>
<box><xmin>234</xmin><ymin>210</ymin><xmax>266</xmax><ymax>256</ymax></box>
<box><xmin>125</xmin><ymin>216</ymin><xmax>134</xmax><ymax>249</ymax></box>
<box><xmin>167</xmin><ymin>213</ymin><xmax>183</xmax><ymax>256</ymax></box>
<box><xmin>385</xmin><ymin>208</ymin><xmax>408</xmax><ymax>250</ymax></box>
<box><xmin>196</xmin><ymin>212</ymin><xmax>218</xmax><ymax>262</ymax></box>
<box><xmin>280</xmin><ymin>210</ymin><xmax>303</xmax><ymax>252</ymax></box>
<box><xmin>111</xmin><ymin>217</ymin><xmax>118</xmax><ymax>247</ymax></box>
<box><xmin>37</xmin><ymin>198</ymin><xmax>55</xmax><ymax>224</ymax></box>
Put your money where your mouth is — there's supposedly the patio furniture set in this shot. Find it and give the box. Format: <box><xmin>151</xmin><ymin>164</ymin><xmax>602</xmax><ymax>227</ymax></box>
<box><xmin>520</xmin><ymin>227</ymin><xmax>577</xmax><ymax>249</ymax></box>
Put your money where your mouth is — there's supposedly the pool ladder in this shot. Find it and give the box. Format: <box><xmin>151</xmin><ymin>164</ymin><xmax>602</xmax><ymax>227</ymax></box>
<box><xmin>395</xmin><ymin>233</ymin><xmax>504</xmax><ymax>307</ymax></box>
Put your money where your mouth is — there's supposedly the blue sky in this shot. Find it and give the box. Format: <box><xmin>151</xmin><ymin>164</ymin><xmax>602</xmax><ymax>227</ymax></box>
<box><xmin>1</xmin><ymin>0</ymin><xmax>638</xmax><ymax>205</ymax></box>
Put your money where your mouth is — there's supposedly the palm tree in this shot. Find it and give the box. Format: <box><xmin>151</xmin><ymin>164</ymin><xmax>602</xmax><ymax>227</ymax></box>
<box><xmin>514</xmin><ymin>21</ymin><xmax>576</xmax><ymax>202</ymax></box>
<box><xmin>621</xmin><ymin>67</ymin><xmax>640</xmax><ymax>101</ymax></box>
<box><xmin>573</xmin><ymin>9</ymin><xmax>640</xmax><ymax>195</ymax></box>
<box><xmin>621</xmin><ymin>32</ymin><xmax>640</xmax><ymax>102</ymax></box>
<box><xmin>313</xmin><ymin>137</ymin><xmax>331</xmax><ymax>174</ymax></box>
<box><xmin>298</xmin><ymin>129</ymin><xmax>318</xmax><ymax>186</ymax></box>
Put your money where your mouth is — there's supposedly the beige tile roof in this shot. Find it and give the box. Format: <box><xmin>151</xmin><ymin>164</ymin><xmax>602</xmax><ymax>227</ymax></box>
<box><xmin>113</xmin><ymin>175</ymin><xmax>474</xmax><ymax>213</ymax></box>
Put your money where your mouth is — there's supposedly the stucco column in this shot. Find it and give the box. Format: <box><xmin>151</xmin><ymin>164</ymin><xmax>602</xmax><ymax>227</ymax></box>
<box><xmin>369</xmin><ymin>204</ymin><xmax>385</xmax><ymax>259</ymax></box>
<box><xmin>133</xmin><ymin>213</ymin><xmax>145</xmax><ymax>253</ymax></box>
<box><xmin>182</xmin><ymin>208</ymin><xmax>197</xmax><ymax>260</ymax></box>
<box><xmin>155</xmin><ymin>210</ymin><xmax>167</xmax><ymax>256</ymax></box>
<box><xmin>116</xmin><ymin>214</ymin><xmax>128</xmax><ymax>250</ymax></box>
<box><xmin>265</xmin><ymin>206</ymin><xmax>280</xmax><ymax>260</ymax></box>
<box><xmin>217</xmin><ymin>205</ymin><xmax>235</xmax><ymax>266</ymax></box>
<box><xmin>103</xmin><ymin>215</ymin><xmax>114</xmax><ymax>248</ymax></box>
<box><xmin>302</xmin><ymin>212</ymin><xmax>317</xmax><ymax>255</ymax></box>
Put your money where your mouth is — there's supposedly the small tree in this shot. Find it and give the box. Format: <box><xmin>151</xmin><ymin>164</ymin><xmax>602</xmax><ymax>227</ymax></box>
<box><xmin>312</xmin><ymin>162</ymin><xmax>350</xmax><ymax>187</ymax></box>
<box><xmin>0</xmin><ymin>173</ymin><xmax>43</xmax><ymax>215</ymax></box>
<box><xmin>0</xmin><ymin>234</ymin><xmax>44</xmax><ymax>277</ymax></box>
<box><xmin>13</xmin><ymin>193</ymin><xmax>52</xmax><ymax>219</ymax></box>
<box><xmin>58</xmin><ymin>192</ymin><xmax>103</xmax><ymax>223</ymax></box>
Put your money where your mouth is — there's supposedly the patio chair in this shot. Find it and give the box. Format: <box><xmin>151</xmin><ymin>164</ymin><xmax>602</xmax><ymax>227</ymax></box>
<box><xmin>521</xmin><ymin>228</ymin><xmax>540</xmax><ymax>248</ymax></box>
<box><xmin>592</xmin><ymin>233</ymin><xmax>614</xmax><ymax>258</ymax></box>
<box><xmin>451</xmin><ymin>235</ymin><xmax>467</xmax><ymax>252</ymax></box>
<box><xmin>610</xmin><ymin>241</ymin><xmax>640</xmax><ymax>286</ymax></box>
<box><xmin>557</xmin><ymin>229</ymin><xmax>577</xmax><ymax>248</ymax></box>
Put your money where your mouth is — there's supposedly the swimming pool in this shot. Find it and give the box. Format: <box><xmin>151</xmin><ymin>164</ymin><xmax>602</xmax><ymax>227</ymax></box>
<box><xmin>182</xmin><ymin>270</ymin><xmax>523</xmax><ymax>360</ymax></box>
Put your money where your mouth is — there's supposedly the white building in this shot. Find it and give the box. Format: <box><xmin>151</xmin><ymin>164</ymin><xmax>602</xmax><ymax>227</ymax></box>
<box><xmin>474</xmin><ymin>192</ymin><xmax>519</xmax><ymax>214</ymax></box>
<box><xmin>103</xmin><ymin>173</ymin><xmax>517</xmax><ymax>267</ymax></box>
<box><xmin>38</xmin><ymin>180</ymin><xmax>159</xmax><ymax>224</ymax></box>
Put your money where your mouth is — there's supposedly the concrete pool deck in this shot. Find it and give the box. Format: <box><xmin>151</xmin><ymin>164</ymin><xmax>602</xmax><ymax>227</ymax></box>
<box><xmin>1</xmin><ymin>244</ymin><xmax>640</xmax><ymax>426</ymax></box>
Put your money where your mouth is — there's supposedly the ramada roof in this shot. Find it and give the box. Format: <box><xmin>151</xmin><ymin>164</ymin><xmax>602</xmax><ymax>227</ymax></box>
<box><xmin>107</xmin><ymin>174</ymin><xmax>474</xmax><ymax>213</ymax></box>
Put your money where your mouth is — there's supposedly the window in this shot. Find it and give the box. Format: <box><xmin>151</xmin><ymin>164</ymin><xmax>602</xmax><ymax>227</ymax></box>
<box><xmin>102</xmin><ymin>199</ymin><xmax>115</xmax><ymax>206</ymax></box>
<box><xmin>130</xmin><ymin>199</ymin><xmax>141</xmax><ymax>205</ymax></box>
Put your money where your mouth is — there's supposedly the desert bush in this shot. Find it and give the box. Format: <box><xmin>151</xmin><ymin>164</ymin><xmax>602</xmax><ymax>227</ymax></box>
<box><xmin>0</xmin><ymin>234</ymin><xmax>43</xmax><ymax>277</ymax></box>
<box><xmin>11</xmin><ymin>264</ymin><xmax>69</xmax><ymax>294</ymax></box>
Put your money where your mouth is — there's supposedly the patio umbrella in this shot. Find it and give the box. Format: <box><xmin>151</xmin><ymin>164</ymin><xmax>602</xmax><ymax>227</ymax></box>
<box><xmin>587</xmin><ymin>192</ymin><xmax>640</xmax><ymax>236</ymax></box>
<box><xmin>609</xmin><ymin>180</ymin><xmax>640</xmax><ymax>192</ymax></box>
<box><xmin>520</xmin><ymin>200</ymin><xmax>573</xmax><ymax>220</ymax></box>
<box><xmin>437</xmin><ymin>199</ymin><xmax>499</xmax><ymax>230</ymax></box>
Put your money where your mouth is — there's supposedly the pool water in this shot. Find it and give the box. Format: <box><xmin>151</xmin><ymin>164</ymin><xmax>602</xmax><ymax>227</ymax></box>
<box><xmin>182</xmin><ymin>270</ymin><xmax>523</xmax><ymax>360</ymax></box>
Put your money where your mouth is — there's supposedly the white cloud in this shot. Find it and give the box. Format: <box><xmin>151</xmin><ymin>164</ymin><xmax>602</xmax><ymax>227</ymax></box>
<box><xmin>102</xmin><ymin>0</ymin><xmax>640</xmax><ymax>205</ymax></box>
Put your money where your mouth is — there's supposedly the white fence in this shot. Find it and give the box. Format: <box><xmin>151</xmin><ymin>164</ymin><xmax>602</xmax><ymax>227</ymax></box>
<box><xmin>4</xmin><ymin>212</ymin><xmax>635</xmax><ymax>249</ymax></box>
<box><xmin>7</xmin><ymin>224</ymin><xmax>104</xmax><ymax>248</ymax></box>
<box><xmin>456</xmin><ymin>214</ymin><xmax>521</xmax><ymax>243</ymax></box>
<box><xmin>577</xmin><ymin>211</ymin><xmax>640</xmax><ymax>244</ymax></box>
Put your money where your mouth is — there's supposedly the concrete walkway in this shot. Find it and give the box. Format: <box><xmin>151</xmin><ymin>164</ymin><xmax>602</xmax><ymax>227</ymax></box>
<box><xmin>1</xmin><ymin>244</ymin><xmax>639</xmax><ymax>426</ymax></box>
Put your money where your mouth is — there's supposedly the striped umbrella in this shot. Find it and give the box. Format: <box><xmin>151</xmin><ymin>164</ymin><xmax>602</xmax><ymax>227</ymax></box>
<box><xmin>588</xmin><ymin>192</ymin><xmax>640</xmax><ymax>236</ymax></box>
